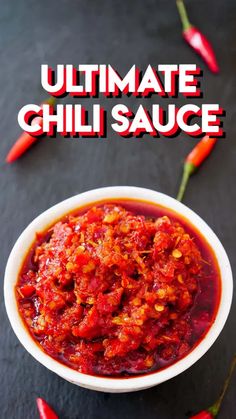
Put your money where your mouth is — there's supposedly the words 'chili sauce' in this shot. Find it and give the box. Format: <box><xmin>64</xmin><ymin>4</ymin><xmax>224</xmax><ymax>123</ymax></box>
<box><xmin>16</xmin><ymin>200</ymin><xmax>221</xmax><ymax>377</ymax></box>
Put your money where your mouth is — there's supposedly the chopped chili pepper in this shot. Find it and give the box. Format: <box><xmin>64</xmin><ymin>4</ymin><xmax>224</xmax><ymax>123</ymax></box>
<box><xmin>189</xmin><ymin>355</ymin><xmax>236</xmax><ymax>418</ymax></box>
<box><xmin>177</xmin><ymin>136</ymin><xmax>217</xmax><ymax>201</ymax></box>
<box><xmin>176</xmin><ymin>0</ymin><xmax>219</xmax><ymax>74</ymax></box>
<box><xmin>6</xmin><ymin>97</ymin><xmax>55</xmax><ymax>163</ymax></box>
<box><xmin>19</xmin><ymin>284</ymin><xmax>35</xmax><ymax>298</ymax></box>
<box><xmin>36</xmin><ymin>398</ymin><xmax>58</xmax><ymax>419</ymax></box>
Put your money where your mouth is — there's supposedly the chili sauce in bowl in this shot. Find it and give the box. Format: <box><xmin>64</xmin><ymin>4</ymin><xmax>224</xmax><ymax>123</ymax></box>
<box><xmin>15</xmin><ymin>199</ymin><xmax>221</xmax><ymax>378</ymax></box>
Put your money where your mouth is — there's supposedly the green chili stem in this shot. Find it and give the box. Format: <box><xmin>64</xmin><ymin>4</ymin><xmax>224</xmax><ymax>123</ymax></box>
<box><xmin>208</xmin><ymin>355</ymin><xmax>236</xmax><ymax>417</ymax></box>
<box><xmin>43</xmin><ymin>96</ymin><xmax>56</xmax><ymax>107</ymax></box>
<box><xmin>176</xmin><ymin>0</ymin><xmax>192</xmax><ymax>32</ymax></box>
<box><xmin>176</xmin><ymin>162</ymin><xmax>195</xmax><ymax>202</ymax></box>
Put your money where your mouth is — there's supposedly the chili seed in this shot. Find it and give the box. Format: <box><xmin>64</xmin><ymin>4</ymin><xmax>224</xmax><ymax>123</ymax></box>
<box><xmin>172</xmin><ymin>249</ymin><xmax>182</xmax><ymax>258</ymax></box>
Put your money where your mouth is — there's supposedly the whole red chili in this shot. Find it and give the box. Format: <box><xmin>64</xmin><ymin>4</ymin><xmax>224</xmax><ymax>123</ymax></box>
<box><xmin>6</xmin><ymin>96</ymin><xmax>55</xmax><ymax>163</ymax></box>
<box><xmin>189</xmin><ymin>355</ymin><xmax>236</xmax><ymax>418</ymax></box>
<box><xmin>177</xmin><ymin>135</ymin><xmax>217</xmax><ymax>201</ymax></box>
<box><xmin>176</xmin><ymin>0</ymin><xmax>219</xmax><ymax>74</ymax></box>
<box><xmin>36</xmin><ymin>398</ymin><xmax>58</xmax><ymax>419</ymax></box>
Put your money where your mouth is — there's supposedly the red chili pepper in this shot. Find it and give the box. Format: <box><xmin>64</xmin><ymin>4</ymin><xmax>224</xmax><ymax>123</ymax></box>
<box><xmin>189</xmin><ymin>355</ymin><xmax>236</xmax><ymax>418</ymax></box>
<box><xmin>177</xmin><ymin>135</ymin><xmax>217</xmax><ymax>201</ymax></box>
<box><xmin>176</xmin><ymin>0</ymin><xmax>219</xmax><ymax>74</ymax></box>
<box><xmin>36</xmin><ymin>398</ymin><xmax>58</xmax><ymax>419</ymax></box>
<box><xmin>6</xmin><ymin>97</ymin><xmax>55</xmax><ymax>163</ymax></box>
<box><xmin>190</xmin><ymin>412</ymin><xmax>213</xmax><ymax>419</ymax></box>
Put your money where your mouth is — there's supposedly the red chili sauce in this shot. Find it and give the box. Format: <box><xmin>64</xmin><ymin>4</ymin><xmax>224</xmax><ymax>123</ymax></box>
<box><xmin>16</xmin><ymin>200</ymin><xmax>221</xmax><ymax>377</ymax></box>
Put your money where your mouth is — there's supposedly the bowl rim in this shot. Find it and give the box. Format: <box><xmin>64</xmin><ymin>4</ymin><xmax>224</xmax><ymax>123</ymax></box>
<box><xmin>4</xmin><ymin>186</ymin><xmax>233</xmax><ymax>392</ymax></box>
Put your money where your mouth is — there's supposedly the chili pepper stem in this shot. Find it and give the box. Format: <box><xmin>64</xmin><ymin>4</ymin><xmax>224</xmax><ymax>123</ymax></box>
<box><xmin>176</xmin><ymin>0</ymin><xmax>192</xmax><ymax>31</ymax></box>
<box><xmin>207</xmin><ymin>355</ymin><xmax>236</xmax><ymax>417</ymax></box>
<box><xmin>177</xmin><ymin>162</ymin><xmax>195</xmax><ymax>202</ymax></box>
<box><xmin>44</xmin><ymin>96</ymin><xmax>56</xmax><ymax>107</ymax></box>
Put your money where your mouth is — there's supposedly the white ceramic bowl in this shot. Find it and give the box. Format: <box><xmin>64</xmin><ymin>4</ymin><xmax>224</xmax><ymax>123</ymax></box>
<box><xmin>4</xmin><ymin>187</ymin><xmax>233</xmax><ymax>392</ymax></box>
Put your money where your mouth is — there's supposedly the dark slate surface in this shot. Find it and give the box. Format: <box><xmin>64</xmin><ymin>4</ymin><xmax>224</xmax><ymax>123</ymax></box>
<box><xmin>0</xmin><ymin>0</ymin><xmax>236</xmax><ymax>418</ymax></box>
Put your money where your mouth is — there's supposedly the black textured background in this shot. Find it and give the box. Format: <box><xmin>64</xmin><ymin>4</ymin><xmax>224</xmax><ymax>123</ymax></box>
<box><xmin>1</xmin><ymin>0</ymin><xmax>236</xmax><ymax>418</ymax></box>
